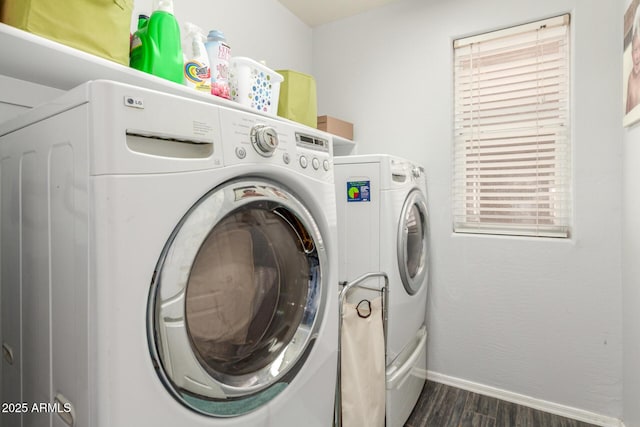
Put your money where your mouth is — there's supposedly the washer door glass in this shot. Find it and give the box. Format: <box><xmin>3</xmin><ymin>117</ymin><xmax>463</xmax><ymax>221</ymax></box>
<box><xmin>397</xmin><ymin>189</ymin><xmax>429</xmax><ymax>295</ymax></box>
<box><xmin>148</xmin><ymin>179</ymin><xmax>327</xmax><ymax>417</ymax></box>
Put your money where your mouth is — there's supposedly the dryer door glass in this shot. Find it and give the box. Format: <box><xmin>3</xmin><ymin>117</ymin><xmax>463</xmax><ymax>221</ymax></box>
<box><xmin>149</xmin><ymin>179</ymin><xmax>327</xmax><ymax>417</ymax></box>
<box><xmin>397</xmin><ymin>189</ymin><xmax>429</xmax><ymax>295</ymax></box>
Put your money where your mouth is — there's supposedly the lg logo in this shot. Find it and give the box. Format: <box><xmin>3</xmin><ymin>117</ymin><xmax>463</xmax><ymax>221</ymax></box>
<box><xmin>124</xmin><ymin>96</ymin><xmax>144</xmax><ymax>109</ymax></box>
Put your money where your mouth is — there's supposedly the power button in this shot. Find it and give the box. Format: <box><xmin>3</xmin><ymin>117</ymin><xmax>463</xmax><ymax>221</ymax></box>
<box><xmin>235</xmin><ymin>147</ymin><xmax>247</xmax><ymax>159</ymax></box>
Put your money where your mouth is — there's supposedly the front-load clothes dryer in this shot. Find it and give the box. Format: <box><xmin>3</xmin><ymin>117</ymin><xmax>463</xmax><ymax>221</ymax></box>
<box><xmin>334</xmin><ymin>154</ymin><xmax>429</xmax><ymax>427</ymax></box>
<box><xmin>0</xmin><ymin>80</ymin><xmax>338</xmax><ymax>427</ymax></box>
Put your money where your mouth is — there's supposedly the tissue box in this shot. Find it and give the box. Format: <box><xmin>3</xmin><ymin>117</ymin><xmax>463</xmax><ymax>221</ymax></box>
<box><xmin>1</xmin><ymin>0</ymin><xmax>133</xmax><ymax>65</ymax></box>
<box><xmin>317</xmin><ymin>116</ymin><xmax>353</xmax><ymax>140</ymax></box>
<box><xmin>277</xmin><ymin>70</ymin><xmax>317</xmax><ymax>128</ymax></box>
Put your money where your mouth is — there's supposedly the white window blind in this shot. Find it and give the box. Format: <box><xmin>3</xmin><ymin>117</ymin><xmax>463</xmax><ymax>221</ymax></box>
<box><xmin>453</xmin><ymin>14</ymin><xmax>571</xmax><ymax>238</ymax></box>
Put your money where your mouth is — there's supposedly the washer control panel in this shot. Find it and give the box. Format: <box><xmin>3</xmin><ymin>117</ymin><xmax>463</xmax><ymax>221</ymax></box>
<box><xmin>250</xmin><ymin>124</ymin><xmax>279</xmax><ymax>156</ymax></box>
<box><xmin>295</xmin><ymin>132</ymin><xmax>329</xmax><ymax>152</ymax></box>
<box><xmin>218</xmin><ymin>107</ymin><xmax>332</xmax><ymax>179</ymax></box>
<box><xmin>295</xmin><ymin>131</ymin><xmax>330</xmax><ymax>172</ymax></box>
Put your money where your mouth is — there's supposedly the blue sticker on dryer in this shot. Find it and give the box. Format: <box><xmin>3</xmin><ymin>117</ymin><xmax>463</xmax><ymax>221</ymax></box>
<box><xmin>347</xmin><ymin>181</ymin><xmax>370</xmax><ymax>202</ymax></box>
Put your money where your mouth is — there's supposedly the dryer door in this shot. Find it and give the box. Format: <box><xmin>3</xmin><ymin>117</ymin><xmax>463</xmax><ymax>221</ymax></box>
<box><xmin>148</xmin><ymin>178</ymin><xmax>327</xmax><ymax>417</ymax></box>
<box><xmin>397</xmin><ymin>189</ymin><xmax>429</xmax><ymax>295</ymax></box>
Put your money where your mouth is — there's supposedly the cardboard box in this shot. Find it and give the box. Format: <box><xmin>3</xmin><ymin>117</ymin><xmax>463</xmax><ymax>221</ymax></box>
<box><xmin>1</xmin><ymin>0</ymin><xmax>133</xmax><ymax>65</ymax></box>
<box><xmin>317</xmin><ymin>115</ymin><xmax>353</xmax><ymax>140</ymax></box>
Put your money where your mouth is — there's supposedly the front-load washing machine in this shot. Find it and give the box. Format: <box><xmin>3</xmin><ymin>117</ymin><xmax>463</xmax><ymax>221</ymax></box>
<box><xmin>334</xmin><ymin>154</ymin><xmax>429</xmax><ymax>427</ymax></box>
<box><xmin>0</xmin><ymin>80</ymin><xmax>338</xmax><ymax>427</ymax></box>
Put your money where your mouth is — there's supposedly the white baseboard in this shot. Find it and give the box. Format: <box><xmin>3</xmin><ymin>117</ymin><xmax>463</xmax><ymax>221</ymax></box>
<box><xmin>426</xmin><ymin>371</ymin><xmax>624</xmax><ymax>427</ymax></box>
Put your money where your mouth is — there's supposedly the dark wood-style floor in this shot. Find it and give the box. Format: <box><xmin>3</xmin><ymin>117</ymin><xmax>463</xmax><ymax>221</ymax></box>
<box><xmin>404</xmin><ymin>381</ymin><xmax>600</xmax><ymax>427</ymax></box>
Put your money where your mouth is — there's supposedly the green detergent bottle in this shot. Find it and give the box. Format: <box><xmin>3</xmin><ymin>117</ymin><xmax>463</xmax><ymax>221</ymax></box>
<box><xmin>130</xmin><ymin>0</ymin><xmax>183</xmax><ymax>84</ymax></box>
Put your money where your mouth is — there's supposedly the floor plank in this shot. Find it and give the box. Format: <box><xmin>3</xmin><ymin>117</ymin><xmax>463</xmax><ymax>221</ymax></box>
<box><xmin>404</xmin><ymin>381</ymin><xmax>600</xmax><ymax>427</ymax></box>
<box><xmin>423</xmin><ymin>384</ymin><xmax>465</xmax><ymax>427</ymax></box>
<box><xmin>494</xmin><ymin>400</ymin><xmax>518</xmax><ymax>427</ymax></box>
<box><xmin>459</xmin><ymin>410</ymin><xmax>496</xmax><ymax>427</ymax></box>
<box><xmin>464</xmin><ymin>391</ymin><xmax>499</xmax><ymax>419</ymax></box>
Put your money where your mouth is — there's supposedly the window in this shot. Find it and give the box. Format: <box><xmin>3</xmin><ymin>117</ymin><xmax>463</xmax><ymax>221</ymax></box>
<box><xmin>453</xmin><ymin>14</ymin><xmax>571</xmax><ymax>238</ymax></box>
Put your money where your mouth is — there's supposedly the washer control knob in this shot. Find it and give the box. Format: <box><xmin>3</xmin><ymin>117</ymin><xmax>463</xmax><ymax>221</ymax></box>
<box><xmin>251</xmin><ymin>125</ymin><xmax>279</xmax><ymax>156</ymax></box>
<box><xmin>299</xmin><ymin>155</ymin><xmax>308</xmax><ymax>169</ymax></box>
<box><xmin>412</xmin><ymin>166</ymin><xmax>422</xmax><ymax>178</ymax></box>
<box><xmin>283</xmin><ymin>152</ymin><xmax>291</xmax><ymax>164</ymax></box>
<box><xmin>323</xmin><ymin>159</ymin><xmax>330</xmax><ymax>171</ymax></box>
<box><xmin>312</xmin><ymin>157</ymin><xmax>320</xmax><ymax>170</ymax></box>
<box><xmin>235</xmin><ymin>147</ymin><xmax>247</xmax><ymax>159</ymax></box>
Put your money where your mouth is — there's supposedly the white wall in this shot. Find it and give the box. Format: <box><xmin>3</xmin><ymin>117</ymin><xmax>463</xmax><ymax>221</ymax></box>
<box><xmin>622</xmin><ymin>116</ymin><xmax>640</xmax><ymax>426</ymax></box>
<box><xmin>622</xmin><ymin>0</ymin><xmax>640</xmax><ymax>424</ymax></box>
<box><xmin>131</xmin><ymin>0</ymin><xmax>313</xmax><ymax>73</ymax></box>
<box><xmin>313</xmin><ymin>0</ymin><xmax>624</xmax><ymax>419</ymax></box>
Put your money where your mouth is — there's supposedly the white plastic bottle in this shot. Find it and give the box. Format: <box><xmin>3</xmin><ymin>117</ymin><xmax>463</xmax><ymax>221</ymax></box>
<box><xmin>205</xmin><ymin>30</ymin><xmax>231</xmax><ymax>99</ymax></box>
<box><xmin>182</xmin><ymin>23</ymin><xmax>211</xmax><ymax>92</ymax></box>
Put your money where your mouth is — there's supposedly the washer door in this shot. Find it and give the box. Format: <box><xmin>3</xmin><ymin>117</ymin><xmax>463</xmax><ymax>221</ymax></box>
<box><xmin>148</xmin><ymin>179</ymin><xmax>327</xmax><ymax>417</ymax></box>
<box><xmin>397</xmin><ymin>189</ymin><xmax>429</xmax><ymax>295</ymax></box>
